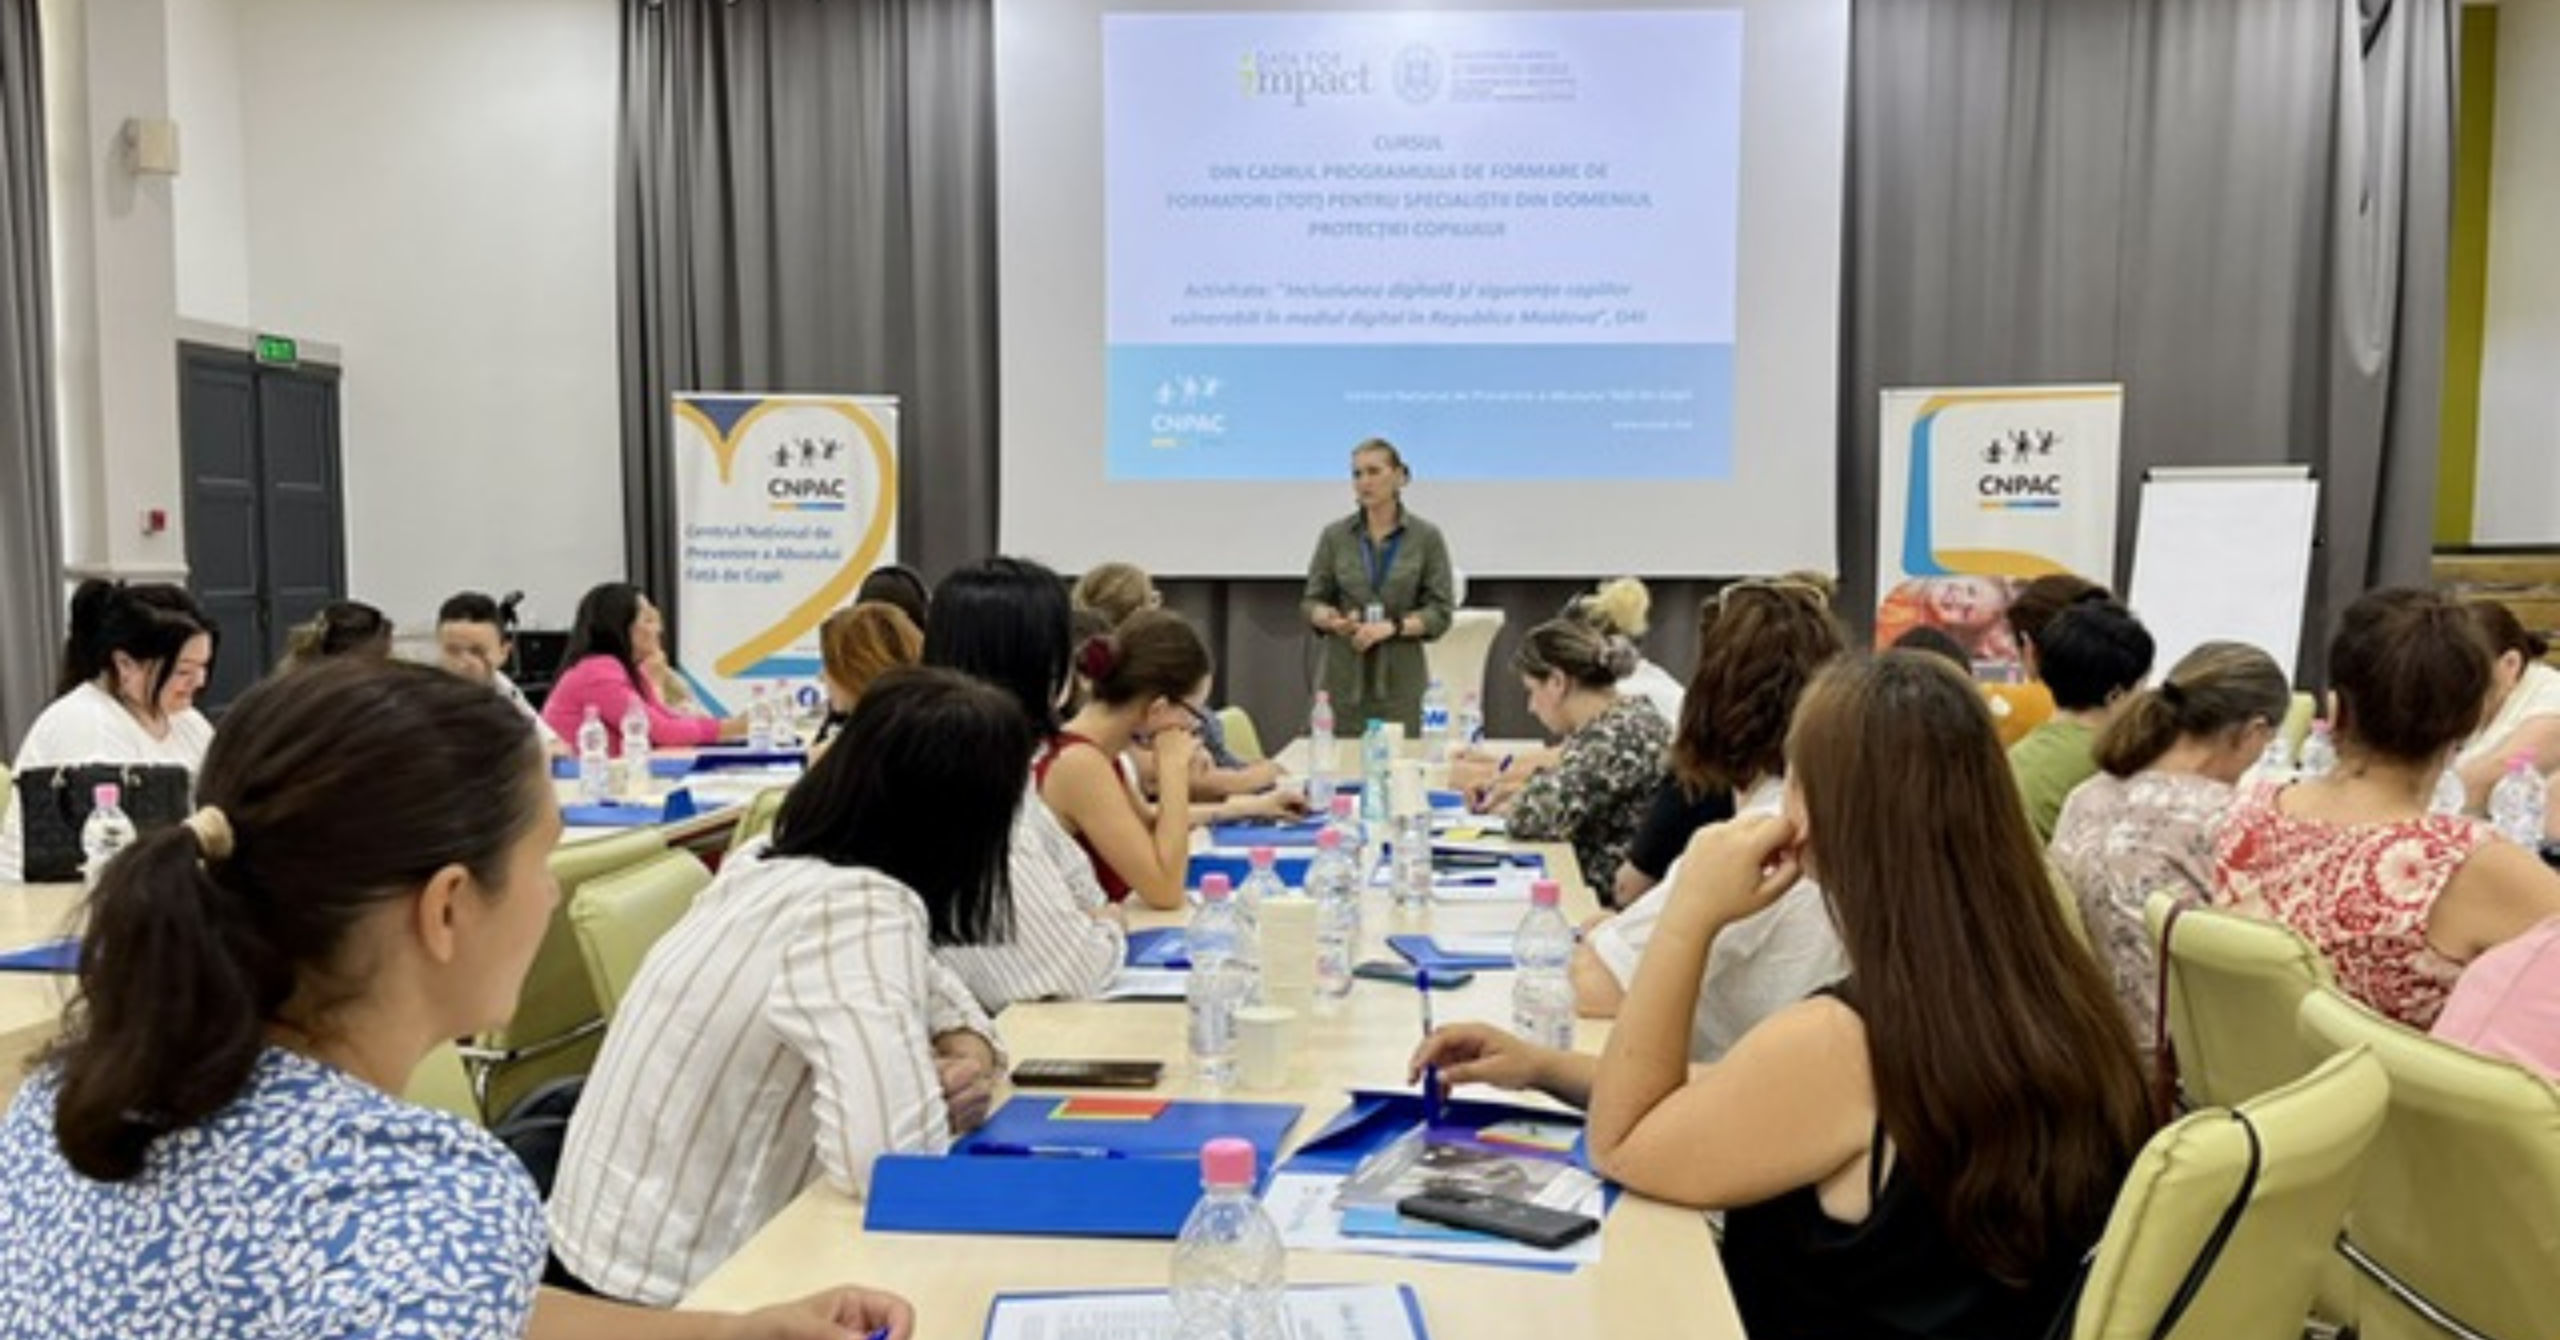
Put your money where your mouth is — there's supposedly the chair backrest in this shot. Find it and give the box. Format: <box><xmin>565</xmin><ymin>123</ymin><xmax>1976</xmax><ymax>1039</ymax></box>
<box><xmin>2071</xmin><ymin>1047</ymin><xmax>2389</xmax><ymax>1340</ymax></box>
<box><xmin>2046</xmin><ymin>857</ymin><xmax>2095</xmax><ymax>955</ymax></box>
<box><xmin>1216</xmin><ymin>706</ymin><xmax>1267</xmax><ymax>764</ymax></box>
<box><xmin>569</xmin><ymin>848</ymin><xmax>712</xmax><ymax>1019</ymax></box>
<box><xmin>1422</xmin><ymin>608</ymin><xmax>1506</xmax><ymax>715</ymax></box>
<box><xmin>2278</xmin><ymin>692</ymin><xmax>2317</xmax><ymax>765</ymax></box>
<box><xmin>726</xmin><ymin>786</ymin><xmax>789</xmax><ymax>855</ymax></box>
<box><xmin>2148</xmin><ymin>893</ymin><xmax>2333</xmax><ymax>1108</ymax></box>
<box><xmin>2298</xmin><ymin>987</ymin><xmax>2560</xmax><ymax>1340</ymax></box>
<box><xmin>475</xmin><ymin>827</ymin><xmax>666</xmax><ymax>1117</ymax></box>
<box><xmin>403</xmin><ymin>1040</ymin><xmax>483</xmax><ymax>1125</ymax></box>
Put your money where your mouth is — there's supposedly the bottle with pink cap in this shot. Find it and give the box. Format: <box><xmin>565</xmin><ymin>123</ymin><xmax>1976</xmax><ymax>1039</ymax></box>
<box><xmin>80</xmin><ymin>783</ymin><xmax>136</xmax><ymax>889</ymax></box>
<box><xmin>1169</xmin><ymin>1137</ymin><xmax>1285</xmax><ymax>1340</ymax></box>
<box><xmin>1511</xmin><ymin>878</ymin><xmax>1575</xmax><ymax>1049</ymax></box>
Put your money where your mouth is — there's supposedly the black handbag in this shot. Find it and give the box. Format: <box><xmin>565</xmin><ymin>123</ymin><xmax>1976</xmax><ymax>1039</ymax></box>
<box><xmin>12</xmin><ymin>762</ymin><xmax>193</xmax><ymax>883</ymax></box>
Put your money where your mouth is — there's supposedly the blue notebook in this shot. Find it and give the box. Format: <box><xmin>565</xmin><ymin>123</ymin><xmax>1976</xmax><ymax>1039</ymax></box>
<box><xmin>1282</xmin><ymin>1089</ymin><xmax>1590</xmax><ymax>1177</ymax></box>
<box><xmin>550</xmin><ymin>755</ymin><xmax>692</xmax><ymax>781</ymax></box>
<box><xmin>560</xmin><ymin>788</ymin><xmax>698</xmax><ymax>828</ymax></box>
<box><xmin>1187</xmin><ymin>851</ymin><xmax>1313</xmax><ymax>889</ymax></box>
<box><xmin>0</xmin><ymin>937</ymin><xmax>79</xmax><ymax>974</ymax></box>
<box><xmin>1385</xmin><ymin>933</ymin><xmax>1514</xmax><ymax>972</ymax></box>
<box><xmin>864</xmin><ymin>1096</ymin><xmax>1303</xmax><ymax>1239</ymax></box>
<box><xmin>1123</xmin><ymin>926</ymin><xmax>1189</xmax><ymax>970</ymax></box>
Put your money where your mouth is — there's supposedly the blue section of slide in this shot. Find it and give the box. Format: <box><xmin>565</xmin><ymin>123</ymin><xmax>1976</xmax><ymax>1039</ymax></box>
<box><xmin>1107</xmin><ymin>343</ymin><xmax>1732</xmax><ymax>481</ymax></box>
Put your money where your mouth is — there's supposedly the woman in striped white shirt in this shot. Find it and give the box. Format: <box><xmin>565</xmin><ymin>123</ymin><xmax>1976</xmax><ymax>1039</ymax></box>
<box><xmin>550</xmin><ymin>669</ymin><xmax>1026</xmax><ymax>1305</ymax></box>
<box><xmin>921</xmin><ymin>558</ymin><xmax>1129</xmax><ymax>1008</ymax></box>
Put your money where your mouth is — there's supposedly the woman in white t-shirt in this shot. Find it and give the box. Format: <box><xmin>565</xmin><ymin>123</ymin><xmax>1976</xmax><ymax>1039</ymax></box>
<box><xmin>1</xmin><ymin>581</ymin><xmax>218</xmax><ymax>881</ymax></box>
<box><xmin>2455</xmin><ymin>599</ymin><xmax>2560</xmax><ymax>811</ymax></box>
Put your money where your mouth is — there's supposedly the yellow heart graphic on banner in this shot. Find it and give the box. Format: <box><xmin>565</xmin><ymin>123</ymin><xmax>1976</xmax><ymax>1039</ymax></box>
<box><xmin>674</xmin><ymin>398</ymin><xmax>897</xmax><ymax>679</ymax></box>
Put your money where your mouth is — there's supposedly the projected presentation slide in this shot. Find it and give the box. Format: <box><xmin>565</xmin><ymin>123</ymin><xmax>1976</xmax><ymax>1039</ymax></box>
<box><xmin>1103</xmin><ymin>11</ymin><xmax>1742</xmax><ymax>482</ymax></box>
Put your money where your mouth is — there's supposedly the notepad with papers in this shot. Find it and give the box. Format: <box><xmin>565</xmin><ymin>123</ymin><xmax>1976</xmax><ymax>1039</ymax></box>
<box><xmin>863</xmin><ymin>1096</ymin><xmax>1303</xmax><ymax>1239</ymax></box>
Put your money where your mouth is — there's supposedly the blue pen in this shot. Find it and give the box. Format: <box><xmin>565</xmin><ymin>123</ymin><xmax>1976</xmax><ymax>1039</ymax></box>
<box><xmin>970</xmin><ymin>1142</ymin><xmax>1125</xmax><ymax>1159</ymax></box>
<box><xmin>1417</xmin><ymin>967</ymin><xmax>1445</xmax><ymax>1126</ymax></box>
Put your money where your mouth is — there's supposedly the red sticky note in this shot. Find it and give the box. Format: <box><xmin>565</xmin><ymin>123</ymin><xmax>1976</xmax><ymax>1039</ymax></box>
<box><xmin>1052</xmin><ymin>1095</ymin><xmax>1171</xmax><ymax>1122</ymax></box>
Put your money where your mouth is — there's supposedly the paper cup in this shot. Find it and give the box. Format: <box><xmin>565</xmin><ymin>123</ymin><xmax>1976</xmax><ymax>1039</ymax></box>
<box><xmin>1234</xmin><ymin>1005</ymin><xmax>1298</xmax><ymax>1090</ymax></box>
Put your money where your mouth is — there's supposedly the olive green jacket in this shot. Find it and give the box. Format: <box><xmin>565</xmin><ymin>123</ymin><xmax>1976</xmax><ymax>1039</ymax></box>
<box><xmin>1301</xmin><ymin>507</ymin><xmax>1456</xmax><ymax>732</ymax></box>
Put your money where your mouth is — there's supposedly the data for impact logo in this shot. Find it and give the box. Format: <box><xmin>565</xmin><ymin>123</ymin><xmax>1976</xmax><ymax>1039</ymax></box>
<box><xmin>1236</xmin><ymin>48</ymin><xmax>1376</xmax><ymax>105</ymax></box>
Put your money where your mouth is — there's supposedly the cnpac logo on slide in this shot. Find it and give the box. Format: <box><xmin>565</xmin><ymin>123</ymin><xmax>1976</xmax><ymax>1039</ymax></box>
<box><xmin>1236</xmin><ymin>48</ymin><xmax>1376</xmax><ymax>106</ymax></box>
<box><xmin>1146</xmin><ymin>373</ymin><xmax>1230</xmax><ymax>452</ymax></box>
<box><xmin>1975</xmin><ymin>429</ymin><xmax>2067</xmax><ymax>512</ymax></box>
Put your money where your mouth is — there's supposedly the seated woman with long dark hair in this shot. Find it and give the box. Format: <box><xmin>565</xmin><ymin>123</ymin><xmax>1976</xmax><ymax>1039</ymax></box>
<box><xmin>0</xmin><ymin>660</ymin><xmax>910</xmax><ymax>1338</ymax></box>
<box><xmin>1418</xmin><ymin>652</ymin><xmax>2153</xmax><ymax>1338</ymax></box>
<box><xmin>551</xmin><ymin>668</ymin><xmax>1020</xmax><ymax>1305</ymax></box>
<box><xmin>538</xmin><ymin>583</ymin><xmax>743</xmax><ymax>750</ymax></box>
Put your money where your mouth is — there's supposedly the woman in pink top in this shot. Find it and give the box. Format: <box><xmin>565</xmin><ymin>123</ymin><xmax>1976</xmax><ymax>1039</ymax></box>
<box><xmin>540</xmin><ymin>584</ymin><xmax>743</xmax><ymax>751</ymax></box>
<box><xmin>2211</xmin><ymin>588</ymin><xmax>2560</xmax><ymax>1028</ymax></box>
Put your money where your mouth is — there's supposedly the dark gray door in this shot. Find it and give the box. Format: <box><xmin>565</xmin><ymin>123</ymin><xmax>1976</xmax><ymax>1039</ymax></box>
<box><xmin>179</xmin><ymin>344</ymin><xmax>346</xmax><ymax>712</ymax></box>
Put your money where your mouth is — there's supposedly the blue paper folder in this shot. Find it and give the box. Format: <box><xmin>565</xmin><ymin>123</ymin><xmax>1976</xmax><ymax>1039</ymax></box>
<box><xmin>0</xmin><ymin>937</ymin><xmax>79</xmax><ymax>974</ymax></box>
<box><xmin>1187</xmin><ymin>852</ymin><xmax>1313</xmax><ymax>889</ymax></box>
<box><xmin>1206</xmin><ymin>819</ymin><xmax>1327</xmax><ymax>849</ymax></box>
<box><xmin>551</xmin><ymin>755</ymin><xmax>692</xmax><ymax>781</ymax></box>
<box><xmin>1123</xmin><ymin>926</ymin><xmax>1189</xmax><ymax>970</ymax></box>
<box><xmin>1385</xmin><ymin>933</ymin><xmax>1515</xmax><ymax>972</ymax></box>
<box><xmin>560</xmin><ymin>787</ymin><xmax>697</xmax><ymax>828</ymax></box>
<box><xmin>863</xmin><ymin>1097</ymin><xmax>1303</xmax><ymax>1239</ymax></box>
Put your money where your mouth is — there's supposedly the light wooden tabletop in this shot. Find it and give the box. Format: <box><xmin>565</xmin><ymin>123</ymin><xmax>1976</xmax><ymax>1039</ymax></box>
<box><xmin>681</xmin><ymin>841</ymin><xmax>1746</xmax><ymax>1340</ymax></box>
<box><xmin>0</xmin><ymin>884</ymin><xmax>84</xmax><ymax>1105</ymax></box>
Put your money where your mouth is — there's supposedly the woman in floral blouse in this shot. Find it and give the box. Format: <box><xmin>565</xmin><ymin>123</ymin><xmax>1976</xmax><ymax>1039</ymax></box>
<box><xmin>2049</xmin><ymin>641</ymin><xmax>2287</xmax><ymax>1050</ymax></box>
<box><xmin>1477</xmin><ymin>617</ymin><xmax>1671</xmax><ymax>891</ymax></box>
<box><xmin>2210</xmin><ymin>588</ymin><xmax>2560</xmax><ymax>1029</ymax></box>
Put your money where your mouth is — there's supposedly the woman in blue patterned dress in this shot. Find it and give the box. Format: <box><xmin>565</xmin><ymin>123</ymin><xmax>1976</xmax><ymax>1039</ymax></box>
<box><xmin>0</xmin><ymin>658</ymin><xmax>911</xmax><ymax>1340</ymax></box>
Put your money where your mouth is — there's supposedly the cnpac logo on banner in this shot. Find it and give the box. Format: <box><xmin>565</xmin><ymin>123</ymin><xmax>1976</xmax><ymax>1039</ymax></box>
<box><xmin>1875</xmin><ymin>386</ymin><xmax>2123</xmax><ymax>673</ymax></box>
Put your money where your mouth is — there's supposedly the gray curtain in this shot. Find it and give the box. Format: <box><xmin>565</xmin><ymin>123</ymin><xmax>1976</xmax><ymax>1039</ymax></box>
<box><xmin>617</xmin><ymin>0</ymin><xmax>998</xmax><ymax>628</ymax></box>
<box><xmin>0</xmin><ymin>0</ymin><xmax>61</xmax><ymax>753</ymax></box>
<box><xmin>1843</xmin><ymin>0</ymin><xmax>2456</xmax><ymax>683</ymax></box>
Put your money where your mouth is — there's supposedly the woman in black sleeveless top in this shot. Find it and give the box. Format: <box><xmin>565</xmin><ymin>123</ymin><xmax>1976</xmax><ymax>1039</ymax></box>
<box><xmin>1418</xmin><ymin>652</ymin><xmax>2153</xmax><ymax>1339</ymax></box>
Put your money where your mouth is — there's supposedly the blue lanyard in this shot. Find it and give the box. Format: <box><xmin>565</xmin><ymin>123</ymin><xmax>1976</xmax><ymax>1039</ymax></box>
<box><xmin>1361</xmin><ymin>526</ymin><xmax>1404</xmax><ymax>597</ymax></box>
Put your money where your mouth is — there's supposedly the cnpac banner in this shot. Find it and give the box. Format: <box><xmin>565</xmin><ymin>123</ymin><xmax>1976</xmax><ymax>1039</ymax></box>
<box><xmin>1874</xmin><ymin>386</ymin><xmax>2122</xmax><ymax>676</ymax></box>
<box><xmin>671</xmin><ymin>393</ymin><xmax>898</xmax><ymax>715</ymax></box>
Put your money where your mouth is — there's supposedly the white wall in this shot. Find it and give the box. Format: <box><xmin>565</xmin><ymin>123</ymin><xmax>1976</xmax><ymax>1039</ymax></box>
<box><xmin>166</xmin><ymin>0</ymin><xmax>250</xmax><ymax>328</ymax></box>
<box><xmin>2475</xmin><ymin>0</ymin><xmax>2560</xmax><ymax>543</ymax></box>
<box><xmin>233</xmin><ymin>0</ymin><xmax>623</xmax><ymax>630</ymax></box>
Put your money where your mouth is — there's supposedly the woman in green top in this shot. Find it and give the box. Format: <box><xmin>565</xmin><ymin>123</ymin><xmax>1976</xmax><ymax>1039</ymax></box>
<box><xmin>1301</xmin><ymin>439</ymin><xmax>1457</xmax><ymax>733</ymax></box>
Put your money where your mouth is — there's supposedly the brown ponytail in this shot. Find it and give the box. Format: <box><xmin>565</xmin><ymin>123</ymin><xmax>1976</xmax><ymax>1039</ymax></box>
<box><xmin>2095</xmin><ymin>641</ymin><xmax>2291</xmax><ymax>778</ymax></box>
<box><xmin>49</xmin><ymin>659</ymin><xmax>546</xmax><ymax>1181</ymax></box>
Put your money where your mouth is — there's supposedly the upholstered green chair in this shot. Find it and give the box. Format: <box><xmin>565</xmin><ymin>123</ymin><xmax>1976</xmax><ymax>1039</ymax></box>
<box><xmin>1216</xmin><ymin>706</ymin><xmax>1268</xmax><ymax>764</ymax></box>
<box><xmin>725</xmin><ymin>786</ymin><xmax>790</xmax><ymax>855</ymax></box>
<box><xmin>569</xmin><ymin>848</ymin><xmax>712</xmax><ymax>1019</ymax></box>
<box><xmin>2066</xmin><ymin>1047</ymin><xmax>2389</xmax><ymax>1339</ymax></box>
<box><xmin>459</xmin><ymin>827</ymin><xmax>663</xmax><ymax>1120</ymax></box>
<box><xmin>2298</xmin><ymin>987</ymin><xmax>2560</xmax><ymax>1340</ymax></box>
<box><xmin>402</xmin><ymin>1040</ymin><xmax>483</xmax><ymax>1124</ymax></box>
<box><xmin>2148</xmin><ymin>893</ymin><xmax>2332</xmax><ymax>1108</ymax></box>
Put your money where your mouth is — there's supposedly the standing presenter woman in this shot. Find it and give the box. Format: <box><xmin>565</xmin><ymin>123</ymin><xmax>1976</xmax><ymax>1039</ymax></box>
<box><xmin>1301</xmin><ymin>438</ymin><xmax>1457</xmax><ymax>733</ymax></box>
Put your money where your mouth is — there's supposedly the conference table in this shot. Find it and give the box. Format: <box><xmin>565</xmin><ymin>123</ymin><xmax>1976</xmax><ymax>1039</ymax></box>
<box><xmin>682</xmin><ymin>832</ymin><xmax>1748</xmax><ymax>1340</ymax></box>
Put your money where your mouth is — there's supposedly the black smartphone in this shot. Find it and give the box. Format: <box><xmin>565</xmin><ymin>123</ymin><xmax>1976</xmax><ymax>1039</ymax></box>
<box><xmin>1351</xmin><ymin>960</ymin><xmax>1475</xmax><ymax>990</ymax></box>
<box><xmin>1009</xmin><ymin>1058</ymin><xmax>1166</xmax><ymax>1089</ymax></box>
<box><xmin>1397</xmin><ymin>1190</ymin><xmax>1600</xmax><ymax>1250</ymax></box>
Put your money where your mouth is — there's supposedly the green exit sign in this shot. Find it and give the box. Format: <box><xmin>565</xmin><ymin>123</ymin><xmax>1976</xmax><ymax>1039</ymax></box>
<box><xmin>253</xmin><ymin>334</ymin><xmax>298</xmax><ymax>366</ymax></box>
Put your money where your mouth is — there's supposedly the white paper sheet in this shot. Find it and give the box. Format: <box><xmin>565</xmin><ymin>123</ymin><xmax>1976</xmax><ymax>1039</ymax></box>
<box><xmin>982</xmin><ymin>1283</ymin><xmax>1424</xmax><ymax>1340</ymax></box>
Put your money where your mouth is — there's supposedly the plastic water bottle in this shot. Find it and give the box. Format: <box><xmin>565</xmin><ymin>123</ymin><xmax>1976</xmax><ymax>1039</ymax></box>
<box><xmin>1309</xmin><ymin>829</ymin><xmax>1361</xmax><ymax>1002</ymax></box>
<box><xmin>1359</xmin><ymin>720</ymin><xmax>1391</xmax><ymax>827</ymax></box>
<box><xmin>2431</xmin><ymin>766</ymin><xmax>2468</xmax><ymax>816</ymax></box>
<box><xmin>2246</xmin><ymin>733</ymin><xmax>2292</xmax><ymax>788</ymax></box>
<box><xmin>1511</xmin><ymin>879</ymin><xmax>1576</xmax><ymax>1050</ymax></box>
<box><xmin>1236</xmin><ymin>847</ymin><xmax>1285</xmax><ymax>975</ymax></box>
<box><xmin>620</xmin><ymin>698</ymin><xmax>652</xmax><ymax>784</ymax></box>
<box><xmin>1455</xmin><ymin>691</ymin><xmax>1485</xmax><ymax>750</ymax></box>
<box><xmin>747</xmin><ymin>684</ymin><xmax>776</xmax><ymax>751</ymax></box>
<box><xmin>577</xmin><ymin>706</ymin><xmax>610</xmax><ymax>803</ymax></box>
<box><xmin>80</xmin><ymin>783</ymin><xmax>136</xmax><ymax>889</ymax></box>
<box><xmin>1308</xmin><ymin>690</ymin><xmax>1336</xmax><ymax>783</ymax></box>
<box><xmin>1169</xmin><ymin>1138</ymin><xmax>1287</xmax><ymax>1340</ymax></box>
<box><xmin>1419</xmin><ymin>679</ymin><xmax>1451</xmax><ymax>758</ymax></box>
<box><xmin>2298</xmin><ymin>721</ymin><xmax>2337</xmax><ymax>780</ymax></box>
<box><xmin>1393</xmin><ymin>809</ymin><xmax>1434</xmax><ymax>913</ymax></box>
<box><xmin>2490</xmin><ymin>754</ymin><xmax>2547</xmax><ymax>847</ymax></box>
<box><xmin>1188</xmin><ymin>876</ymin><xmax>1251</xmax><ymax>1086</ymax></box>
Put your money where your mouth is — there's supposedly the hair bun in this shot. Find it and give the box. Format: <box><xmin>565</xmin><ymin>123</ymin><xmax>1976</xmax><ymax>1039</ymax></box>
<box><xmin>1602</xmin><ymin>637</ymin><xmax>1641</xmax><ymax>682</ymax></box>
<box><xmin>1075</xmin><ymin>634</ymin><xmax>1120</xmax><ymax>683</ymax></box>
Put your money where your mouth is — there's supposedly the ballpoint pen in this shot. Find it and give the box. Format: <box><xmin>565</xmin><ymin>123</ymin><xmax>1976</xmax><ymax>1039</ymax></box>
<box><xmin>1418</xmin><ymin>966</ymin><xmax>1445</xmax><ymax>1126</ymax></box>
